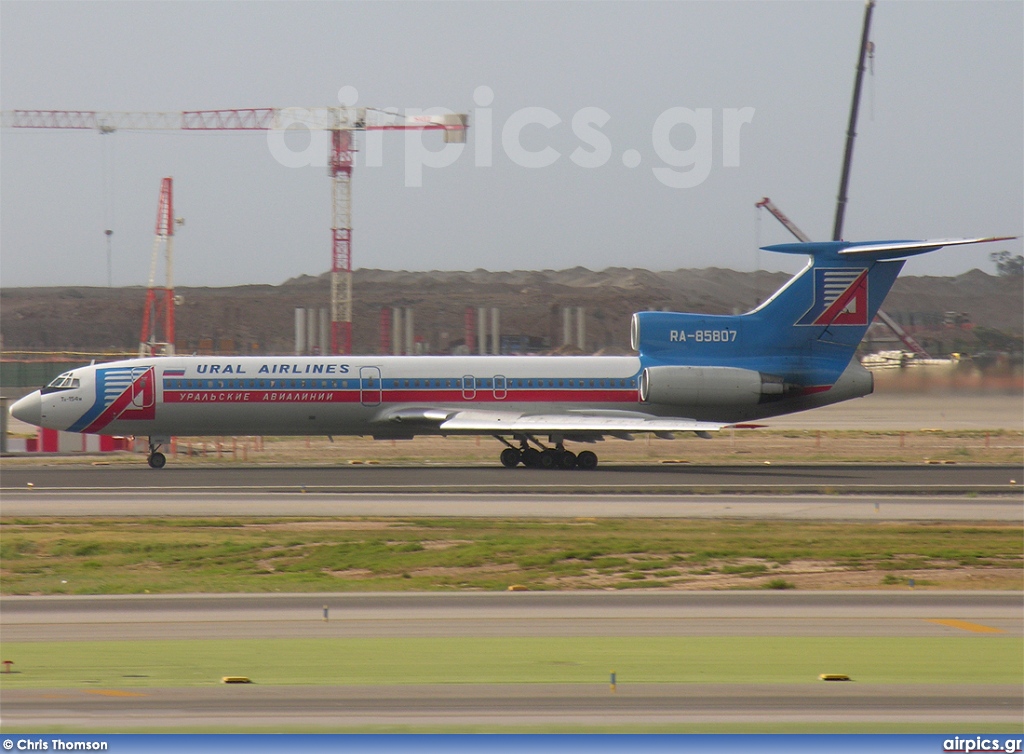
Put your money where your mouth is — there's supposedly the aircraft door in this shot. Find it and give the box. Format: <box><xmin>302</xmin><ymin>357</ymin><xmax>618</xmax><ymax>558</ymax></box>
<box><xmin>130</xmin><ymin>367</ymin><xmax>155</xmax><ymax>409</ymax></box>
<box><xmin>462</xmin><ymin>375</ymin><xmax>476</xmax><ymax>400</ymax></box>
<box><xmin>360</xmin><ymin>366</ymin><xmax>382</xmax><ymax>406</ymax></box>
<box><xmin>492</xmin><ymin>375</ymin><xmax>507</xmax><ymax>400</ymax></box>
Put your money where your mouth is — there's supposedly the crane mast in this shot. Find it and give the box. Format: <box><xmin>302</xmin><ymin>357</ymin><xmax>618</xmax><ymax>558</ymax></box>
<box><xmin>1</xmin><ymin>106</ymin><xmax>468</xmax><ymax>356</ymax></box>
<box><xmin>139</xmin><ymin>177</ymin><xmax>177</xmax><ymax>357</ymax></box>
<box><xmin>833</xmin><ymin>0</ymin><xmax>876</xmax><ymax>241</ymax></box>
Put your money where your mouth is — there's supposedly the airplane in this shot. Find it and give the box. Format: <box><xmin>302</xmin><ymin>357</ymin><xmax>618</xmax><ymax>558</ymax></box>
<box><xmin>9</xmin><ymin>236</ymin><xmax>1014</xmax><ymax>470</ymax></box>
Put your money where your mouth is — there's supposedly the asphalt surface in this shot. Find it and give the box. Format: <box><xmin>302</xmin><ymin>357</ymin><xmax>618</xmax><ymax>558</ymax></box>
<box><xmin>1</xmin><ymin>464</ymin><xmax>1020</xmax><ymax>519</ymax></box>
<box><xmin>4</xmin><ymin>683</ymin><xmax>1020</xmax><ymax>727</ymax></box>
<box><xmin>2</xmin><ymin>491</ymin><xmax>1021</xmax><ymax>520</ymax></box>
<box><xmin>3</xmin><ymin>463</ymin><xmax>1019</xmax><ymax>492</ymax></box>
<box><xmin>3</xmin><ymin>593</ymin><xmax>1022</xmax><ymax>727</ymax></box>
<box><xmin>3</xmin><ymin>592</ymin><xmax>1022</xmax><ymax>641</ymax></box>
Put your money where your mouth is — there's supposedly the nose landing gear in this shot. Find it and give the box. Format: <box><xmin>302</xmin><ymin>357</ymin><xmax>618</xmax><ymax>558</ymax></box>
<box><xmin>495</xmin><ymin>436</ymin><xmax>597</xmax><ymax>470</ymax></box>
<box><xmin>147</xmin><ymin>436</ymin><xmax>169</xmax><ymax>469</ymax></box>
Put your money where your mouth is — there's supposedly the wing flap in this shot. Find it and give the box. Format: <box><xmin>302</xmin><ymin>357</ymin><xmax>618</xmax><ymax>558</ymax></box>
<box><xmin>437</xmin><ymin>409</ymin><xmax>726</xmax><ymax>434</ymax></box>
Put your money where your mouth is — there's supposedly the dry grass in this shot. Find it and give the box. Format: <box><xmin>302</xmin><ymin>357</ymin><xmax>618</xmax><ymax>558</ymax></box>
<box><xmin>2</xmin><ymin>517</ymin><xmax>1020</xmax><ymax>595</ymax></box>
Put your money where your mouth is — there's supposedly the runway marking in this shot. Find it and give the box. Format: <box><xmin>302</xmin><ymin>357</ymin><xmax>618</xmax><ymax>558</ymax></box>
<box><xmin>926</xmin><ymin>619</ymin><xmax>1005</xmax><ymax>634</ymax></box>
<box><xmin>84</xmin><ymin>689</ymin><xmax>149</xmax><ymax>697</ymax></box>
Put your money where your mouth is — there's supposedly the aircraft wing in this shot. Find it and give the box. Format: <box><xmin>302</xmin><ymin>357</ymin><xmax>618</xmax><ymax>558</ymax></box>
<box><xmin>378</xmin><ymin>406</ymin><xmax>726</xmax><ymax>437</ymax></box>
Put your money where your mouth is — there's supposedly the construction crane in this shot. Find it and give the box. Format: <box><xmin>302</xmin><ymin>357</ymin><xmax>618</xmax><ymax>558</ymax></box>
<box><xmin>834</xmin><ymin>0</ymin><xmax>875</xmax><ymax>242</ymax></box>
<box><xmin>755</xmin><ymin>4</ymin><xmax>932</xmax><ymax>359</ymax></box>
<box><xmin>139</xmin><ymin>176</ymin><xmax>181</xmax><ymax>357</ymax></box>
<box><xmin>1</xmin><ymin>106</ymin><xmax>468</xmax><ymax>355</ymax></box>
<box><xmin>754</xmin><ymin>197</ymin><xmax>811</xmax><ymax>244</ymax></box>
<box><xmin>756</xmin><ymin>196</ymin><xmax>931</xmax><ymax>358</ymax></box>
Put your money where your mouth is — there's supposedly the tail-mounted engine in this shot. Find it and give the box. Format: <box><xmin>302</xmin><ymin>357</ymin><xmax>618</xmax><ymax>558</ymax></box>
<box><xmin>639</xmin><ymin>365</ymin><xmax>797</xmax><ymax>406</ymax></box>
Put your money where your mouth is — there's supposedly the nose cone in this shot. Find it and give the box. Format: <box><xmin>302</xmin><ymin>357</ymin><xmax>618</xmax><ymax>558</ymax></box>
<box><xmin>10</xmin><ymin>391</ymin><xmax>42</xmax><ymax>427</ymax></box>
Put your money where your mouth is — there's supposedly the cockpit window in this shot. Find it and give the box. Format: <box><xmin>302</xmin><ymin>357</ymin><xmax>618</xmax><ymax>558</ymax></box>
<box><xmin>42</xmin><ymin>372</ymin><xmax>80</xmax><ymax>393</ymax></box>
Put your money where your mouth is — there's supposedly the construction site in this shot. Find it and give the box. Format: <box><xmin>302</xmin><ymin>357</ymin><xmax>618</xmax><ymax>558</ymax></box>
<box><xmin>1</xmin><ymin>10</ymin><xmax>1020</xmax><ymax>398</ymax></box>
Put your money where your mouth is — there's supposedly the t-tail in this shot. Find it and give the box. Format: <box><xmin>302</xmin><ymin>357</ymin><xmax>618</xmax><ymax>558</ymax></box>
<box><xmin>632</xmin><ymin>237</ymin><xmax>1015</xmax><ymax>420</ymax></box>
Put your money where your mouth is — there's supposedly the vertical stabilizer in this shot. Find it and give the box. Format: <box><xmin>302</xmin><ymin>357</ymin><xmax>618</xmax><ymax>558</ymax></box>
<box><xmin>632</xmin><ymin>237</ymin><xmax>1013</xmax><ymax>389</ymax></box>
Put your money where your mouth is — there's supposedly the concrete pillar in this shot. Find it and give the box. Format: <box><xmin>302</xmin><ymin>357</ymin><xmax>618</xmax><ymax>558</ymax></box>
<box><xmin>491</xmin><ymin>307</ymin><xmax>500</xmax><ymax>355</ymax></box>
<box><xmin>405</xmin><ymin>308</ymin><xmax>415</xmax><ymax>356</ymax></box>
<box><xmin>306</xmin><ymin>308</ymin><xmax>317</xmax><ymax>355</ymax></box>
<box><xmin>392</xmin><ymin>307</ymin><xmax>403</xmax><ymax>355</ymax></box>
<box><xmin>320</xmin><ymin>309</ymin><xmax>329</xmax><ymax>355</ymax></box>
<box><xmin>477</xmin><ymin>307</ymin><xmax>487</xmax><ymax>356</ymax></box>
<box><xmin>465</xmin><ymin>307</ymin><xmax>476</xmax><ymax>354</ymax></box>
<box><xmin>295</xmin><ymin>308</ymin><xmax>306</xmax><ymax>356</ymax></box>
<box><xmin>576</xmin><ymin>306</ymin><xmax>586</xmax><ymax>351</ymax></box>
<box><xmin>562</xmin><ymin>307</ymin><xmax>573</xmax><ymax>346</ymax></box>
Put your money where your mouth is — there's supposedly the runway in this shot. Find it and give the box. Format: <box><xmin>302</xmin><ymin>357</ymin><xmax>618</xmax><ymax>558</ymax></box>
<box><xmin>3</xmin><ymin>592</ymin><xmax>1022</xmax><ymax>641</ymax></box>
<box><xmin>3</xmin><ymin>463</ymin><xmax>1019</xmax><ymax>493</ymax></box>
<box><xmin>4</xmin><ymin>683</ymin><xmax>1019</xmax><ymax>728</ymax></box>
<box><xmin>2</xmin><ymin>593</ymin><xmax>1021</xmax><ymax>728</ymax></box>
<box><xmin>2</xmin><ymin>491</ymin><xmax>1020</xmax><ymax>520</ymax></box>
<box><xmin>1</xmin><ymin>463</ymin><xmax>1020</xmax><ymax>728</ymax></box>
<box><xmin>1</xmin><ymin>464</ymin><xmax>1020</xmax><ymax>520</ymax></box>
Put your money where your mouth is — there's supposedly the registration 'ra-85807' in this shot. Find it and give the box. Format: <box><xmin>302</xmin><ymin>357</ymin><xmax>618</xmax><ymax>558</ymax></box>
<box><xmin>668</xmin><ymin>329</ymin><xmax>738</xmax><ymax>343</ymax></box>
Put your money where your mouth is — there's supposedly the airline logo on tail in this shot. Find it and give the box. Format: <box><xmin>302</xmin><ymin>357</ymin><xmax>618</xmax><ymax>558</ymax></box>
<box><xmin>68</xmin><ymin>366</ymin><xmax>156</xmax><ymax>433</ymax></box>
<box><xmin>795</xmin><ymin>267</ymin><xmax>869</xmax><ymax>326</ymax></box>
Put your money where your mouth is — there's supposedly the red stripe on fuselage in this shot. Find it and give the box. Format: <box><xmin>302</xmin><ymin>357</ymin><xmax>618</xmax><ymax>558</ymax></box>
<box><xmin>162</xmin><ymin>388</ymin><xmax>639</xmax><ymax>404</ymax></box>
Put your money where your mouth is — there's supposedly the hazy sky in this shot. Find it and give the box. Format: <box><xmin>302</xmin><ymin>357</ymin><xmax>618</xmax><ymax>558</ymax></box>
<box><xmin>1</xmin><ymin>0</ymin><xmax>1021</xmax><ymax>288</ymax></box>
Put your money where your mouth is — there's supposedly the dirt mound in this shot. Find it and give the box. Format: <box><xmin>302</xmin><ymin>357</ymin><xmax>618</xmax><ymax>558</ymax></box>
<box><xmin>1</xmin><ymin>268</ymin><xmax>1020</xmax><ymax>356</ymax></box>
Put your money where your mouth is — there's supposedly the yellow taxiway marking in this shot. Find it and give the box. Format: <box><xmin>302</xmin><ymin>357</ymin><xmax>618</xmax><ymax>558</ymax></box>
<box><xmin>927</xmin><ymin>619</ymin><xmax>1005</xmax><ymax>634</ymax></box>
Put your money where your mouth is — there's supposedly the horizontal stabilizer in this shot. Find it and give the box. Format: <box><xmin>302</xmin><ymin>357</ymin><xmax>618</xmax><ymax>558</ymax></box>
<box><xmin>837</xmin><ymin>236</ymin><xmax>1018</xmax><ymax>257</ymax></box>
<box><xmin>763</xmin><ymin>236</ymin><xmax>1017</xmax><ymax>261</ymax></box>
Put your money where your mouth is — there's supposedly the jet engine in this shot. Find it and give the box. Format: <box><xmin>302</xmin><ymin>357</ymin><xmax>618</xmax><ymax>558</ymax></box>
<box><xmin>639</xmin><ymin>365</ymin><xmax>793</xmax><ymax>406</ymax></box>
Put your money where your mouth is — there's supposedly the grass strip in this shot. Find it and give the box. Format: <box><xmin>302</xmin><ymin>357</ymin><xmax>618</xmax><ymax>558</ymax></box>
<box><xmin>1</xmin><ymin>636</ymin><xmax>1020</xmax><ymax>688</ymax></box>
<box><xmin>2</xmin><ymin>517</ymin><xmax>1020</xmax><ymax>594</ymax></box>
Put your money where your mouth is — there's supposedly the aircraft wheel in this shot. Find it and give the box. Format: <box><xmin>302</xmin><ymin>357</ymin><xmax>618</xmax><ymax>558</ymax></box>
<box><xmin>576</xmin><ymin>450</ymin><xmax>598</xmax><ymax>470</ymax></box>
<box><xmin>500</xmin><ymin>448</ymin><xmax>521</xmax><ymax>468</ymax></box>
<box><xmin>539</xmin><ymin>449</ymin><xmax>558</xmax><ymax>469</ymax></box>
<box><xmin>559</xmin><ymin>451</ymin><xmax>577</xmax><ymax>470</ymax></box>
<box><xmin>521</xmin><ymin>447</ymin><xmax>541</xmax><ymax>468</ymax></box>
<box><xmin>148</xmin><ymin>452</ymin><xmax>167</xmax><ymax>469</ymax></box>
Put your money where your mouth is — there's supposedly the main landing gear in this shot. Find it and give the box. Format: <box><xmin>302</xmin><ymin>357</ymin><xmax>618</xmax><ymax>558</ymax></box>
<box><xmin>147</xmin><ymin>436</ymin><xmax>169</xmax><ymax>469</ymax></box>
<box><xmin>496</xmin><ymin>436</ymin><xmax>598</xmax><ymax>471</ymax></box>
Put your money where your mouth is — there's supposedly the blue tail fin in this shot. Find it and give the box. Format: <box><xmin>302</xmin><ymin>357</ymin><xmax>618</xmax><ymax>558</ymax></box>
<box><xmin>632</xmin><ymin>237</ymin><xmax>1012</xmax><ymax>389</ymax></box>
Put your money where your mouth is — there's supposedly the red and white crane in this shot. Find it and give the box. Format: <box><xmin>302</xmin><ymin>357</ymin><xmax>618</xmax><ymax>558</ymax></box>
<box><xmin>1</xmin><ymin>106</ymin><xmax>468</xmax><ymax>355</ymax></box>
<box><xmin>139</xmin><ymin>176</ymin><xmax>181</xmax><ymax>357</ymax></box>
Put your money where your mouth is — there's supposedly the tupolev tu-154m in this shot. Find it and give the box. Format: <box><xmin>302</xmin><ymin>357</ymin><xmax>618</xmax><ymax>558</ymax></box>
<box><xmin>10</xmin><ymin>236</ymin><xmax>1014</xmax><ymax>469</ymax></box>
